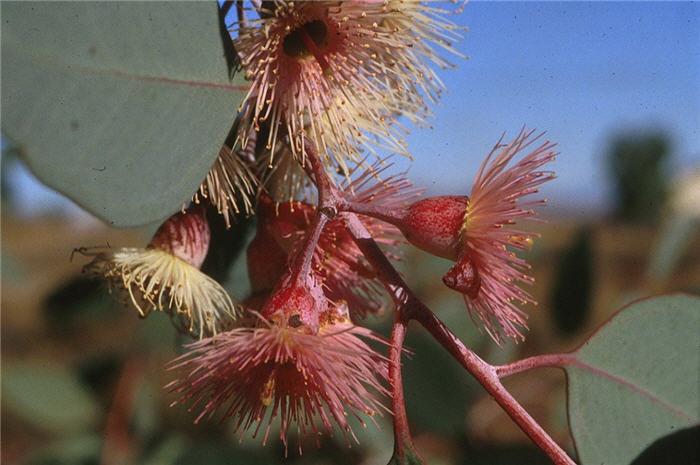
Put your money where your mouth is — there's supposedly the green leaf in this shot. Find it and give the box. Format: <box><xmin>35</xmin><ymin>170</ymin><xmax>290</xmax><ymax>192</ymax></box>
<box><xmin>2</xmin><ymin>363</ymin><xmax>101</xmax><ymax>434</ymax></box>
<box><xmin>565</xmin><ymin>295</ymin><xmax>700</xmax><ymax>465</ymax></box>
<box><xmin>1</xmin><ymin>2</ymin><xmax>247</xmax><ymax>227</ymax></box>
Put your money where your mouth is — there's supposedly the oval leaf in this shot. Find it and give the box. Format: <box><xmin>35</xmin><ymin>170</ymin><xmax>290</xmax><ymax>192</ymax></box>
<box><xmin>1</xmin><ymin>2</ymin><xmax>247</xmax><ymax>226</ymax></box>
<box><xmin>565</xmin><ymin>294</ymin><xmax>699</xmax><ymax>465</ymax></box>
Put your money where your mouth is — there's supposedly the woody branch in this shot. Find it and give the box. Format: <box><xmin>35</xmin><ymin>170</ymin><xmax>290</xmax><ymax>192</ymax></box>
<box><xmin>290</xmin><ymin>137</ymin><xmax>576</xmax><ymax>465</ymax></box>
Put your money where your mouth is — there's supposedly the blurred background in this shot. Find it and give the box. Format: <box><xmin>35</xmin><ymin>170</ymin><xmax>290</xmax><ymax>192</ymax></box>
<box><xmin>2</xmin><ymin>2</ymin><xmax>699</xmax><ymax>465</ymax></box>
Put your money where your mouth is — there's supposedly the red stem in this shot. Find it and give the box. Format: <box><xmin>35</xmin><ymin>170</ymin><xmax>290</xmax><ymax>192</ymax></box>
<box><xmin>388</xmin><ymin>318</ymin><xmax>421</xmax><ymax>462</ymax></box>
<box><xmin>343</xmin><ymin>214</ymin><xmax>407</xmax><ymax>294</ymax></box>
<box><xmin>345</xmin><ymin>199</ymin><xmax>408</xmax><ymax>227</ymax></box>
<box><xmin>496</xmin><ymin>353</ymin><xmax>574</xmax><ymax>378</ymax></box>
<box><xmin>300</xmin><ymin>137</ymin><xmax>334</xmax><ymax>206</ymax></box>
<box><xmin>299</xmin><ymin>143</ymin><xmax>419</xmax><ymax>460</ymax></box>
<box><xmin>343</xmin><ymin>212</ymin><xmax>575</xmax><ymax>465</ymax></box>
<box><xmin>288</xmin><ymin>139</ymin><xmax>333</xmax><ymax>286</ymax></box>
<box><xmin>100</xmin><ymin>359</ymin><xmax>143</xmax><ymax>465</ymax></box>
<box><xmin>414</xmin><ymin>311</ymin><xmax>576</xmax><ymax>465</ymax></box>
<box><xmin>344</xmin><ymin>215</ymin><xmax>420</xmax><ymax>461</ymax></box>
<box><xmin>288</xmin><ymin>211</ymin><xmax>328</xmax><ymax>285</ymax></box>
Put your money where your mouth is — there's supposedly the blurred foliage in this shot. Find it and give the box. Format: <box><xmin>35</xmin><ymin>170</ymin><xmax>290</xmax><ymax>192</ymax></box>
<box><xmin>44</xmin><ymin>277</ymin><xmax>112</xmax><ymax>330</ymax></box>
<box><xmin>2</xmin><ymin>363</ymin><xmax>101</xmax><ymax>435</ymax></box>
<box><xmin>607</xmin><ymin>131</ymin><xmax>670</xmax><ymax>223</ymax></box>
<box><xmin>647</xmin><ymin>215</ymin><xmax>699</xmax><ymax>284</ymax></box>
<box><xmin>459</xmin><ymin>443</ymin><xmax>550</xmax><ymax>465</ymax></box>
<box><xmin>402</xmin><ymin>331</ymin><xmax>475</xmax><ymax>435</ymax></box>
<box><xmin>26</xmin><ymin>434</ymin><xmax>102</xmax><ymax>465</ymax></box>
<box><xmin>549</xmin><ymin>227</ymin><xmax>594</xmax><ymax>335</ymax></box>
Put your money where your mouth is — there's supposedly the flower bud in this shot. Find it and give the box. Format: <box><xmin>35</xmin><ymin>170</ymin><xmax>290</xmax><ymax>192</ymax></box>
<box><xmin>261</xmin><ymin>275</ymin><xmax>326</xmax><ymax>333</ymax></box>
<box><xmin>398</xmin><ymin>196</ymin><xmax>468</xmax><ymax>261</ymax></box>
<box><xmin>377</xmin><ymin>129</ymin><xmax>556</xmax><ymax>343</ymax></box>
<box><xmin>249</xmin><ymin>194</ymin><xmax>397</xmax><ymax>319</ymax></box>
<box><xmin>246</xmin><ymin>225</ymin><xmax>288</xmax><ymax>294</ymax></box>
<box><xmin>442</xmin><ymin>255</ymin><xmax>481</xmax><ymax>299</ymax></box>
<box><xmin>81</xmin><ymin>204</ymin><xmax>240</xmax><ymax>339</ymax></box>
<box><xmin>149</xmin><ymin>204</ymin><xmax>209</xmax><ymax>269</ymax></box>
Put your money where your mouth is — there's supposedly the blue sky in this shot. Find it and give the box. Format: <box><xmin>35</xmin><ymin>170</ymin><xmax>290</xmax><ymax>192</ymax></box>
<box><xmin>398</xmin><ymin>1</ymin><xmax>699</xmax><ymax>215</ymax></box>
<box><xmin>4</xmin><ymin>1</ymin><xmax>699</xmax><ymax>219</ymax></box>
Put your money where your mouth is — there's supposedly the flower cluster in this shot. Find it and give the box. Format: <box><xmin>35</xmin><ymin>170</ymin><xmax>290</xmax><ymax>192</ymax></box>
<box><xmin>248</xmin><ymin>157</ymin><xmax>419</xmax><ymax>318</ymax></box>
<box><xmin>83</xmin><ymin>197</ymin><xmax>392</xmax><ymax>452</ymax></box>
<box><xmin>78</xmin><ymin>1</ymin><xmax>562</xmax><ymax>457</ymax></box>
<box><xmin>247</xmin><ymin>194</ymin><xmax>393</xmax><ymax>318</ymax></box>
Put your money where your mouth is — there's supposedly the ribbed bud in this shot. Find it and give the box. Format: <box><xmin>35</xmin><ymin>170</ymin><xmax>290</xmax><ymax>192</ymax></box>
<box><xmin>80</xmin><ymin>204</ymin><xmax>240</xmax><ymax>339</ymax></box>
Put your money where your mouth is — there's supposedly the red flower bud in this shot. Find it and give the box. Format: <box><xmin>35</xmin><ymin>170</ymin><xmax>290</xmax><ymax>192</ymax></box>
<box><xmin>246</xmin><ymin>225</ymin><xmax>289</xmax><ymax>294</ymax></box>
<box><xmin>81</xmin><ymin>204</ymin><xmax>240</xmax><ymax>339</ymax></box>
<box><xmin>248</xmin><ymin>194</ymin><xmax>399</xmax><ymax>319</ymax></box>
<box><xmin>442</xmin><ymin>255</ymin><xmax>481</xmax><ymax>300</ymax></box>
<box><xmin>399</xmin><ymin>196</ymin><xmax>468</xmax><ymax>261</ymax></box>
<box><xmin>375</xmin><ymin>129</ymin><xmax>557</xmax><ymax>343</ymax></box>
<box><xmin>261</xmin><ymin>275</ymin><xmax>326</xmax><ymax>333</ymax></box>
<box><xmin>149</xmin><ymin>204</ymin><xmax>209</xmax><ymax>269</ymax></box>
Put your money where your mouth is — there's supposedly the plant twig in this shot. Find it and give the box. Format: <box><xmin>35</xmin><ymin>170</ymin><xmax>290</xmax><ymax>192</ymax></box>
<box><xmin>295</xmin><ymin>139</ymin><xmax>576</xmax><ymax>464</ymax></box>
<box><xmin>413</xmin><ymin>310</ymin><xmax>576</xmax><ymax>465</ymax></box>
<box><xmin>287</xmin><ymin>139</ymin><xmax>333</xmax><ymax>285</ymax></box>
<box><xmin>389</xmin><ymin>317</ymin><xmax>421</xmax><ymax>462</ymax></box>
<box><xmin>344</xmin><ymin>215</ymin><xmax>576</xmax><ymax>465</ymax></box>
<box><xmin>496</xmin><ymin>353</ymin><xmax>574</xmax><ymax>378</ymax></box>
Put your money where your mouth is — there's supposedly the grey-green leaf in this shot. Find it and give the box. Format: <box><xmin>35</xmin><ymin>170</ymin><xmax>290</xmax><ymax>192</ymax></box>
<box><xmin>566</xmin><ymin>295</ymin><xmax>700</xmax><ymax>465</ymax></box>
<box><xmin>1</xmin><ymin>2</ymin><xmax>247</xmax><ymax>227</ymax></box>
<box><xmin>2</xmin><ymin>363</ymin><xmax>101</xmax><ymax>434</ymax></box>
